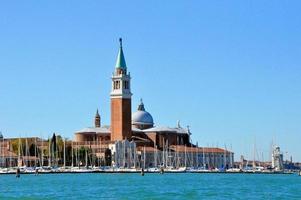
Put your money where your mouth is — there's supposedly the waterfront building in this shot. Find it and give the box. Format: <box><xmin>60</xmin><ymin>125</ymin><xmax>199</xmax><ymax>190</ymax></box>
<box><xmin>74</xmin><ymin>38</ymin><xmax>234</xmax><ymax>169</ymax></box>
<box><xmin>0</xmin><ymin>133</ymin><xmax>18</xmax><ymax>168</ymax></box>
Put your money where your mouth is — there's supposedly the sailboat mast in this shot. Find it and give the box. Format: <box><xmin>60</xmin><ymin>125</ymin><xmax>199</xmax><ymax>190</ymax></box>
<box><xmin>165</xmin><ymin>140</ymin><xmax>167</xmax><ymax>168</ymax></box>
<box><xmin>76</xmin><ymin>142</ymin><xmax>78</xmax><ymax>167</ymax></box>
<box><xmin>25</xmin><ymin>138</ymin><xmax>29</xmax><ymax>167</ymax></box>
<box><xmin>63</xmin><ymin>138</ymin><xmax>66</xmax><ymax>168</ymax></box>
<box><xmin>134</xmin><ymin>144</ymin><xmax>136</xmax><ymax>169</ymax></box>
<box><xmin>184</xmin><ymin>145</ymin><xmax>187</xmax><ymax>168</ymax></box>
<box><xmin>253</xmin><ymin>139</ymin><xmax>256</xmax><ymax>170</ymax></box>
<box><xmin>71</xmin><ymin>141</ymin><xmax>74</xmax><ymax>167</ymax></box>
<box><xmin>190</xmin><ymin>142</ymin><xmax>193</xmax><ymax>168</ymax></box>
<box><xmin>162</xmin><ymin>139</ymin><xmax>165</xmax><ymax>168</ymax></box>
<box><xmin>18</xmin><ymin>138</ymin><xmax>21</xmax><ymax>166</ymax></box>
<box><xmin>1</xmin><ymin>137</ymin><xmax>3</xmax><ymax>168</ymax></box>
<box><xmin>35</xmin><ymin>137</ymin><xmax>37</xmax><ymax>167</ymax></box>
<box><xmin>95</xmin><ymin>137</ymin><xmax>98</xmax><ymax>167</ymax></box>
<box><xmin>48</xmin><ymin>137</ymin><xmax>51</xmax><ymax>167</ymax></box>
<box><xmin>224</xmin><ymin>144</ymin><xmax>227</xmax><ymax>169</ymax></box>
<box><xmin>203</xmin><ymin>147</ymin><xmax>205</xmax><ymax>169</ymax></box>
<box><xmin>99</xmin><ymin>139</ymin><xmax>101</xmax><ymax>167</ymax></box>
<box><xmin>41</xmin><ymin>138</ymin><xmax>44</xmax><ymax>167</ymax></box>
<box><xmin>9</xmin><ymin>143</ymin><xmax>12</xmax><ymax>168</ymax></box>
<box><xmin>129</xmin><ymin>143</ymin><xmax>132</xmax><ymax>168</ymax></box>
<box><xmin>85</xmin><ymin>148</ymin><xmax>88</xmax><ymax>168</ymax></box>
<box><xmin>153</xmin><ymin>143</ymin><xmax>155</xmax><ymax>168</ymax></box>
<box><xmin>55</xmin><ymin>135</ymin><xmax>58</xmax><ymax>167</ymax></box>
<box><xmin>123</xmin><ymin>141</ymin><xmax>126</xmax><ymax>168</ymax></box>
<box><xmin>196</xmin><ymin>143</ymin><xmax>198</xmax><ymax>168</ymax></box>
<box><xmin>143</xmin><ymin>146</ymin><xmax>146</xmax><ymax>169</ymax></box>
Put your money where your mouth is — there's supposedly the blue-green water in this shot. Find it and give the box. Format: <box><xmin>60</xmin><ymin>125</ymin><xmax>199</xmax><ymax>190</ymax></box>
<box><xmin>0</xmin><ymin>173</ymin><xmax>300</xmax><ymax>199</ymax></box>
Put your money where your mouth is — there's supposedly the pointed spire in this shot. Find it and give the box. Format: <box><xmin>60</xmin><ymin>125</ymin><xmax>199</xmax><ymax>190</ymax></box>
<box><xmin>95</xmin><ymin>109</ymin><xmax>101</xmax><ymax>128</ymax></box>
<box><xmin>138</xmin><ymin>98</ymin><xmax>145</xmax><ymax>111</ymax></box>
<box><xmin>115</xmin><ymin>38</ymin><xmax>127</xmax><ymax>69</ymax></box>
<box><xmin>95</xmin><ymin>109</ymin><xmax>100</xmax><ymax>117</ymax></box>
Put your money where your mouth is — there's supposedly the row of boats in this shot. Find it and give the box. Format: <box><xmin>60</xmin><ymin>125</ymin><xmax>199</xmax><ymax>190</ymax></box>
<box><xmin>0</xmin><ymin>166</ymin><xmax>297</xmax><ymax>174</ymax></box>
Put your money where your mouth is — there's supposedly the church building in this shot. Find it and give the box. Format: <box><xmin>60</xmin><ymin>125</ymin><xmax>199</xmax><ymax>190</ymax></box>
<box><xmin>74</xmin><ymin>39</ymin><xmax>234</xmax><ymax>169</ymax></box>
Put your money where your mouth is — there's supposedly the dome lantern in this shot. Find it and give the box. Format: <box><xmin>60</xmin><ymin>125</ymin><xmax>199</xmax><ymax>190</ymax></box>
<box><xmin>137</xmin><ymin>98</ymin><xmax>145</xmax><ymax>111</ymax></box>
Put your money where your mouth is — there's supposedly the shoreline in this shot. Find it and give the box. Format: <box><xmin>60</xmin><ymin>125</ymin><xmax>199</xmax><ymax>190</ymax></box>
<box><xmin>0</xmin><ymin>171</ymin><xmax>295</xmax><ymax>175</ymax></box>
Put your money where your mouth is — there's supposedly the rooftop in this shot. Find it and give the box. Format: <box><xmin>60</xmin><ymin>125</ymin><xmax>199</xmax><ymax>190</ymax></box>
<box><xmin>75</xmin><ymin>127</ymin><xmax>110</xmax><ymax>134</ymax></box>
<box><xmin>144</xmin><ymin>126</ymin><xmax>189</xmax><ymax>134</ymax></box>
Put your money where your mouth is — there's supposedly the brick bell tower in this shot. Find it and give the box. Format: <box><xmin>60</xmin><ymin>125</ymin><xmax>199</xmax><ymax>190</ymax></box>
<box><xmin>110</xmin><ymin>38</ymin><xmax>132</xmax><ymax>141</ymax></box>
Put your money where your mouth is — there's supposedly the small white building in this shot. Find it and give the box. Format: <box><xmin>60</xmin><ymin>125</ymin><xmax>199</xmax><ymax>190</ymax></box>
<box><xmin>272</xmin><ymin>146</ymin><xmax>284</xmax><ymax>171</ymax></box>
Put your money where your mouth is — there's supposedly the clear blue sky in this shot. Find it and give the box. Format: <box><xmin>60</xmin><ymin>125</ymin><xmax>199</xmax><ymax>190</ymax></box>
<box><xmin>0</xmin><ymin>1</ymin><xmax>300</xmax><ymax>161</ymax></box>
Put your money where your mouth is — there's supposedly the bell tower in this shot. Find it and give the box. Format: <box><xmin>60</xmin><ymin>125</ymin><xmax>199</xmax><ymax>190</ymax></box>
<box><xmin>110</xmin><ymin>38</ymin><xmax>132</xmax><ymax>141</ymax></box>
<box><xmin>95</xmin><ymin>109</ymin><xmax>101</xmax><ymax>128</ymax></box>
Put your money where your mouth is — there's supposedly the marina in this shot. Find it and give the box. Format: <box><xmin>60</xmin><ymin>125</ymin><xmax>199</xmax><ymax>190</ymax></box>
<box><xmin>0</xmin><ymin>166</ymin><xmax>297</xmax><ymax>175</ymax></box>
<box><xmin>0</xmin><ymin>136</ymin><xmax>294</xmax><ymax>175</ymax></box>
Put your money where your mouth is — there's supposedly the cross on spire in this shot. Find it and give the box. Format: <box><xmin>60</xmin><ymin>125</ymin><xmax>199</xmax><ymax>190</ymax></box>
<box><xmin>119</xmin><ymin>38</ymin><xmax>122</xmax><ymax>48</ymax></box>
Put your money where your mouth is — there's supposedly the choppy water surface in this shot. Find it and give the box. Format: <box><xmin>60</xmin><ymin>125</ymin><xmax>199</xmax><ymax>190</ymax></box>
<box><xmin>0</xmin><ymin>173</ymin><xmax>300</xmax><ymax>199</ymax></box>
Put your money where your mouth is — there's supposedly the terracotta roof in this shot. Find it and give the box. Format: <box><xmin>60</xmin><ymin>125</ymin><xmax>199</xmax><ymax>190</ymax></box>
<box><xmin>137</xmin><ymin>145</ymin><xmax>232</xmax><ymax>154</ymax></box>
<box><xmin>170</xmin><ymin>145</ymin><xmax>232</xmax><ymax>153</ymax></box>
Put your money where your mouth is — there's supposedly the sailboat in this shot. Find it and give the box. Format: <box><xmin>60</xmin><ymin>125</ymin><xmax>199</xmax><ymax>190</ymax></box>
<box><xmin>17</xmin><ymin>138</ymin><xmax>23</xmax><ymax>168</ymax></box>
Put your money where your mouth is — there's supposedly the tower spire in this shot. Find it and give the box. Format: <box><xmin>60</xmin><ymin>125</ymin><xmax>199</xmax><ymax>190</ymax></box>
<box><xmin>95</xmin><ymin>109</ymin><xmax>101</xmax><ymax>128</ymax></box>
<box><xmin>115</xmin><ymin>37</ymin><xmax>127</xmax><ymax>69</ymax></box>
<box><xmin>95</xmin><ymin>109</ymin><xmax>100</xmax><ymax>117</ymax></box>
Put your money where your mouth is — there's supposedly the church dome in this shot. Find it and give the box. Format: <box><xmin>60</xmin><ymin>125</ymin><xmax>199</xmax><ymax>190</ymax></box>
<box><xmin>132</xmin><ymin>110</ymin><xmax>154</xmax><ymax>125</ymax></box>
<box><xmin>132</xmin><ymin>100</ymin><xmax>154</xmax><ymax>126</ymax></box>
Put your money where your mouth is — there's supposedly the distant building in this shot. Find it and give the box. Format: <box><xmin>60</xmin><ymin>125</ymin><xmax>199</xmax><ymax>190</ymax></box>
<box><xmin>74</xmin><ymin>38</ymin><xmax>234</xmax><ymax>169</ymax></box>
<box><xmin>272</xmin><ymin>146</ymin><xmax>284</xmax><ymax>171</ymax></box>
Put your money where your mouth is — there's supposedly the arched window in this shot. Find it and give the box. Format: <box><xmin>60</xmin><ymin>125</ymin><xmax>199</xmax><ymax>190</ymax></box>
<box><xmin>124</xmin><ymin>81</ymin><xmax>129</xmax><ymax>89</ymax></box>
<box><xmin>114</xmin><ymin>80</ymin><xmax>120</xmax><ymax>89</ymax></box>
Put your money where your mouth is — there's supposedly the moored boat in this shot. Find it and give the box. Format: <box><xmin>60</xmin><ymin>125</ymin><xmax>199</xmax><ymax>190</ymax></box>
<box><xmin>226</xmin><ymin>168</ymin><xmax>241</xmax><ymax>173</ymax></box>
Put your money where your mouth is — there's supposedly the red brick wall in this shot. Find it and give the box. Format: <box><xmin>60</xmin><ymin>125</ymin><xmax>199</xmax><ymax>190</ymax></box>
<box><xmin>111</xmin><ymin>98</ymin><xmax>132</xmax><ymax>141</ymax></box>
